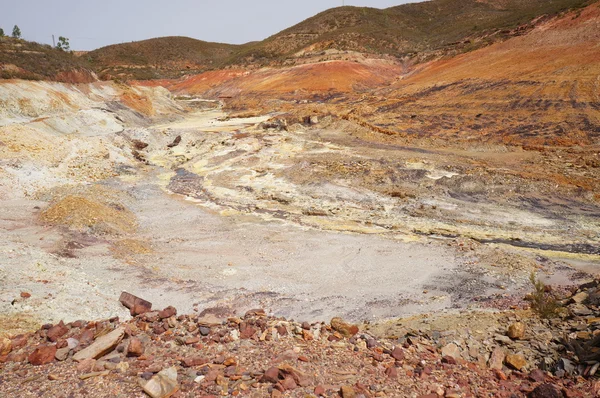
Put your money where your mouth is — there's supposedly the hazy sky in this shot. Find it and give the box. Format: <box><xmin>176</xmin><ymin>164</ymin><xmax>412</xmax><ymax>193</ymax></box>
<box><xmin>0</xmin><ymin>0</ymin><xmax>418</xmax><ymax>51</ymax></box>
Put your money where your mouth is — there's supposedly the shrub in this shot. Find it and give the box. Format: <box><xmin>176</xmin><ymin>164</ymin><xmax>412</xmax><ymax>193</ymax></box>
<box><xmin>526</xmin><ymin>272</ymin><xmax>560</xmax><ymax>318</ymax></box>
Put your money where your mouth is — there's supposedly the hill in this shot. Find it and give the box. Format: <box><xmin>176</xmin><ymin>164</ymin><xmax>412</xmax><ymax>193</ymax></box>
<box><xmin>86</xmin><ymin>36</ymin><xmax>243</xmax><ymax>80</ymax></box>
<box><xmin>0</xmin><ymin>37</ymin><xmax>95</xmax><ymax>82</ymax></box>
<box><xmin>232</xmin><ymin>0</ymin><xmax>593</xmax><ymax>65</ymax></box>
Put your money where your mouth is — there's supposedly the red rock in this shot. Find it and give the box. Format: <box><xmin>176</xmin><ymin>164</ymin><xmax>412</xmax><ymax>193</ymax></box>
<box><xmin>281</xmin><ymin>376</ymin><xmax>297</xmax><ymax>390</ymax></box>
<box><xmin>302</xmin><ymin>330</ymin><xmax>313</xmax><ymax>341</ymax></box>
<box><xmin>279</xmin><ymin>364</ymin><xmax>311</xmax><ymax>387</ymax></box>
<box><xmin>28</xmin><ymin>345</ymin><xmax>57</xmax><ymax>366</ymax></box>
<box><xmin>529</xmin><ymin>383</ymin><xmax>563</xmax><ymax>398</ymax></box>
<box><xmin>20</xmin><ymin>292</ymin><xmax>31</xmax><ymax>299</ymax></box>
<box><xmin>385</xmin><ymin>366</ymin><xmax>398</xmax><ymax>378</ymax></box>
<box><xmin>240</xmin><ymin>326</ymin><xmax>256</xmax><ymax>339</ymax></box>
<box><xmin>442</xmin><ymin>356</ymin><xmax>457</xmax><ymax>365</ymax></box>
<box><xmin>529</xmin><ymin>369</ymin><xmax>546</xmax><ymax>383</ymax></box>
<box><xmin>158</xmin><ymin>306</ymin><xmax>177</xmax><ymax>319</ymax></box>
<box><xmin>494</xmin><ymin>369</ymin><xmax>508</xmax><ymax>381</ymax></box>
<box><xmin>79</xmin><ymin>329</ymin><xmax>95</xmax><ymax>346</ymax></box>
<box><xmin>185</xmin><ymin>336</ymin><xmax>200</xmax><ymax>345</ymax></box>
<box><xmin>47</xmin><ymin>321</ymin><xmax>69</xmax><ymax>342</ymax></box>
<box><xmin>11</xmin><ymin>335</ymin><xmax>28</xmax><ymax>350</ymax></box>
<box><xmin>119</xmin><ymin>291</ymin><xmax>152</xmax><ymax>316</ymax></box>
<box><xmin>127</xmin><ymin>337</ymin><xmax>144</xmax><ymax>357</ymax></box>
<box><xmin>391</xmin><ymin>346</ymin><xmax>405</xmax><ymax>361</ymax></box>
<box><xmin>182</xmin><ymin>356</ymin><xmax>208</xmax><ymax>367</ymax></box>
<box><xmin>298</xmin><ymin>355</ymin><xmax>309</xmax><ymax>362</ymax></box>
<box><xmin>314</xmin><ymin>385</ymin><xmax>326</xmax><ymax>396</ymax></box>
<box><xmin>261</xmin><ymin>366</ymin><xmax>280</xmax><ymax>383</ymax></box>
<box><xmin>276</xmin><ymin>325</ymin><xmax>287</xmax><ymax>336</ymax></box>
<box><xmin>301</xmin><ymin>322</ymin><xmax>311</xmax><ymax>330</ymax></box>
<box><xmin>330</xmin><ymin>317</ymin><xmax>359</xmax><ymax>338</ymax></box>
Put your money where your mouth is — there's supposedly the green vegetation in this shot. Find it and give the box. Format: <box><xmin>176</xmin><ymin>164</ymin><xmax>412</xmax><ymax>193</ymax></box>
<box><xmin>56</xmin><ymin>36</ymin><xmax>70</xmax><ymax>52</ymax></box>
<box><xmin>12</xmin><ymin>25</ymin><xmax>21</xmax><ymax>39</ymax></box>
<box><xmin>527</xmin><ymin>272</ymin><xmax>560</xmax><ymax>319</ymax></box>
<box><xmin>0</xmin><ymin>28</ymin><xmax>4</xmax><ymax>37</ymax></box>
<box><xmin>0</xmin><ymin>37</ymin><xmax>90</xmax><ymax>80</ymax></box>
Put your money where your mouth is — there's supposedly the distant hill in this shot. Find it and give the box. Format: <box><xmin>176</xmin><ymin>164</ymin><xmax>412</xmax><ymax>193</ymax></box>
<box><xmin>86</xmin><ymin>36</ymin><xmax>243</xmax><ymax>80</ymax></box>
<box><xmin>0</xmin><ymin>37</ymin><xmax>95</xmax><ymax>82</ymax></box>
<box><xmin>235</xmin><ymin>0</ymin><xmax>593</xmax><ymax>64</ymax></box>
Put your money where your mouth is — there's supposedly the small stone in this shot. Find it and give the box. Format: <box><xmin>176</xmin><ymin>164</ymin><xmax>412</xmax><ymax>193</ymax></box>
<box><xmin>301</xmin><ymin>321</ymin><xmax>311</xmax><ymax>330</ymax></box>
<box><xmin>158</xmin><ymin>306</ymin><xmax>177</xmax><ymax>319</ymax></box>
<box><xmin>140</xmin><ymin>367</ymin><xmax>179</xmax><ymax>398</ymax></box>
<box><xmin>276</xmin><ymin>325</ymin><xmax>287</xmax><ymax>336</ymax></box>
<box><xmin>76</xmin><ymin>358</ymin><xmax>96</xmax><ymax>373</ymax></box>
<box><xmin>529</xmin><ymin>369</ymin><xmax>546</xmax><ymax>382</ymax></box>
<box><xmin>442</xmin><ymin>356</ymin><xmax>457</xmax><ymax>365</ymax></box>
<box><xmin>281</xmin><ymin>376</ymin><xmax>297</xmax><ymax>390</ymax></box>
<box><xmin>528</xmin><ymin>383</ymin><xmax>563</xmax><ymax>398</ymax></box>
<box><xmin>489</xmin><ymin>347</ymin><xmax>505</xmax><ymax>370</ymax></box>
<box><xmin>0</xmin><ymin>338</ymin><xmax>12</xmax><ymax>356</ymax></box>
<box><xmin>73</xmin><ymin>327</ymin><xmax>125</xmax><ymax>362</ymax></box>
<box><xmin>199</xmin><ymin>326</ymin><xmax>211</xmax><ymax>336</ymax></box>
<box><xmin>240</xmin><ymin>325</ymin><xmax>256</xmax><ymax>339</ymax></box>
<box><xmin>127</xmin><ymin>337</ymin><xmax>144</xmax><ymax>357</ymax></box>
<box><xmin>340</xmin><ymin>385</ymin><xmax>356</xmax><ymax>398</ymax></box>
<box><xmin>119</xmin><ymin>291</ymin><xmax>152</xmax><ymax>316</ymax></box>
<box><xmin>48</xmin><ymin>374</ymin><xmax>59</xmax><ymax>381</ymax></box>
<box><xmin>331</xmin><ymin>317</ymin><xmax>359</xmax><ymax>338</ymax></box>
<box><xmin>182</xmin><ymin>356</ymin><xmax>208</xmax><ymax>367</ymax></box>
<box><xmin>66</xmin><ymin>338</ymin><xmax>79</xmax><ymax>350</ymax></box>
<box><xmin>314</xmin><ymin>385</ymin><xmax>326</xmax><ymax>396</ymax></box>
<box><xmin>55</xmin><ymin>347</ymin><xmax>70</xmax><ymax>361</ymax></box>
<box><xmin>505</xmin><ymin>353</ymin><xmax>527</xmax><ymax>370</ymax></box>
<box><xmin>441</xmin><ymin>343</ymin><xmax>461</xmax><ymax>359</ymax></box>
<box><xmin>20</xmin><ymin>292</ymin><xmax>31</xmax><ymax>299</ymax></box>
<box><xmin>261</xmin><ymin>367</ymin><xmax>280</xmax><ymax>383</ymax></box>
<box><xmin>29</xmin><ymin>345</ymin><xmax>57</xmax><ymax>366</ymax></box>
<box><xmin>494</xmin><ymin>334</ymin><xmax>513</xmax><ymax>345</ymax></box>
<box><xmin>385</xmin><ymin>366</ymin><xmax>398</xmax><ymax>378</ymax></box>
<box><xmin>507</xmin><ymin>322</ymin><xmax>525</xmax><ymax>340</ymax></box>
<box><xmin>391</xmin><ymin>346</ymin><xmax>405</xmax><ymax>361</ymax></box>
<box><xmin>47</xmin><ymin>321</ymin><xmax>69</xmax><ymax>342</ymax></box>
<box><xmin>571</xmin><ymin>291</ymin><xmax>589</xmax><ymax>304</ymax></box>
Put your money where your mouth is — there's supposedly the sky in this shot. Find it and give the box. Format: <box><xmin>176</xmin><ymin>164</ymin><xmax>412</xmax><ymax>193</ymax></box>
<box><xmin>0</xmin><ymin>0</ymin><xmax>418</xmax><ymax>51</ymax></box>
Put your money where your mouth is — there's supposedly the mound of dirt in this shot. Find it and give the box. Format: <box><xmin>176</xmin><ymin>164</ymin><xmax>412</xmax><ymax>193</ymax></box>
<box><xmin>40</xmin><ymin>196</ymin><xmax>136</xmax><ymax>236</ymax></box>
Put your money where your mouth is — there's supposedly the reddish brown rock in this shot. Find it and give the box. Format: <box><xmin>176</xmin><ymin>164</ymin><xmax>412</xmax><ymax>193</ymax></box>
<box><xmin>276</xmin><ymin>325</ymin><xmax>287</xmax><ymax>336</ymax></box>
<box><xmin>47</xmin><ymin>321</ymin><xmax>69</xmax><ymax>342</ymax></box>
<box><xmin>261</xmin><ymin>367</ymin><xmax>280</xmax><ymax>383</ymax></box>
<box><xmin>391</xmin><ymin>346</ymin><xmax>405</xmax><ymax>361</ymax></box>
<box><xmin>158</xmin><ymin>306</ymin><xmax>177</xmax><ymax>319</ymax></box>
<box><xmin>240</xmin><ymin>325</ymin><xmax>257</xmax><ymax>339</ymax></box>
<box><xmin>528</xmin><ymin>383</ymin><xmax>563</xmax><ymax>398</ymax></box>
<box><xmin>182</xmin><ymin>356</ymin><xmax>208</xmax><ymax>367</ymax></box>
<box><xmin>314</xmin><ymin>385</ymin><xmax>326</xmax><ymax>396</ymax></box>
<box><xmin>279</xmin><ymin>364</ymin><xmax>311</xmax><ymax>387</ymax></box>
<box><xmin>20</xmin><ymin>292</ymin><xmax>31</xmax><ymax>299</ymax></box>
<box><xmin>281</xmin><ymin>376</ymin><xmax>297</xmax><ymax>390</ymax></box>
<box><xmin>127</xmin><ymin>337</ymin><xmax>144</xmax><ymax>357</ymax></box>
<box><xmin>29</xmin><ymin>345</ymin><xmax>57</xmax><ymax>366</ymax></box>
<box><xmin>11</xmin><ymin>335</ymin><xmax>28</xmax><ymax>350</ymax></box>
<box><xmin>529</xmin><ymin>369</ymin><xmax>546</xmax><ymax>383</ymax></box>
<box><xmin>330</xmin><ymin>317</ymin><xmax>359</xmax><ymax>338</ymax></box>
<box><xmin>385</xmin><ymin>366</ymin><xmax>398</xmax><ymax>378</ymax></box>
<box><xmin>119</xmin><ymin>291</ymin><xmax>152</xmax><ymax>316</ymax></box>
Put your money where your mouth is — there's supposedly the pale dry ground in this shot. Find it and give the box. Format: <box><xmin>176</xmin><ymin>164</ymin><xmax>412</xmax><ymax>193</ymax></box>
<box><xmin>0</xmin><ymin>81</ymin><xmax>597</xmax><ymax>339</ymax></box>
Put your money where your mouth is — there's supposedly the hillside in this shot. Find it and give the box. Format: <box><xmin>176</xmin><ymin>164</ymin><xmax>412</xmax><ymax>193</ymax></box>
<box><xmin>232</xmin><ymin>0</ymin><xmax>593</xmax><ymax>64</ymax></box>
<box><xmin>0</xmin><ymin>37</ymin><xmax>95</xmax><ymax>82</ymax></box>
<box><xmin>86</xmin><ymin>36</ymin><xmax>243</xmax><ymax>81</ymax></box>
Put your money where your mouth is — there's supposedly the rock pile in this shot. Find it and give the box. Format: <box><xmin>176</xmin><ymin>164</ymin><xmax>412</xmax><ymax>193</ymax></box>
<box><xmin>0</xmin><ymin>286</ymin><xmax>599</xmax><ymax>397</ymax></box>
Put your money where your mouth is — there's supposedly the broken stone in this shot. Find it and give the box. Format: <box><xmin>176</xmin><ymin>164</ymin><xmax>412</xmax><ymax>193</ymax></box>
<box><xmin>528</xmin><ymin>383</ymin><xmax>563</xmax><ymax>398</ymax></box>
<box><xmin>507</xmin><ymin>322</ymin><xmax>525</xmax><ymax>340</ymax></box>
<box><xmin>73</xmin><ymin>327</ymin><xmax>125</xmax><ymax>362</ymax></box>
<box><xmin>340</xmin><ymin>385</ymin><xmax>356</xmax><ymax>398</ymax></box>
<box><xmin>140</xmin><ymin>366</ymin><xmax>179</xmax><ymax>398</ymax></box>
<box><xmin>0</xmin><ymin>337</ymin><xmax>12</xmax><ymax>356</ymax></box>
<box><xmin>489</xmin><ymin>347</ymin><xmax>505</xmax><ymax>370</ymax></box>
<box><xmin>158</xmin><ymin>306</ymin><xmax>177</xmax><ymax>319</ymax></box>
<box><xmin>331</xmin><ymin>317</ymin><xmax>359</xmax><ymax>338</ymax></box>
<box><xmin>182</xmin><ymin>356</ymin><xmax>208</xmax><ymax>367</ymax></box>
<box><xmin>261</xmin><ymin>366</ymin><xmax>280</xmax><ymax>383</ymax></box>
<box><xmin>167</xmin><ymin>135</ymin><xmax>182</xmax><ymax>148</ymax></box>
<box><xmin>55</xmin><ymin>347</ymin><xmax>70</xmax><ymax>361</ymax></box>
<box><xmin>127</xmin><ymin>337</ymin><xmax>144</xmax><ymax>357</ymax></box>
<box><xmin>441</xmin><ymin>343</ymin><xmax>461</xmax><ymax>359</ymax></box>
<box><xmin>47</xmin><ymin>321</ymin><xmax>69</xmax><ymax>342</ymax></box>
<box><xmin>29</xmin><ymin>345</ymin><xmax>57</xmax><ymax>366</ymax></box>
<box><xmin>571</xmin><ymin>291</ymin><xmax>588</xmax><ymax>304</ymax></box>
<box><xmin>119</xmin><ymin>291</ymin><xmax>152</xmax><ymax>316</ymax></box>
<box><xmin>391</xmin><ymin>346</ymin><xmax>405</xmax><ymax>361</ymax></box>
<box><xmin>505</xmin><ymin>353</ymin><xmax>527</xmax><ymax>370</ymax></box>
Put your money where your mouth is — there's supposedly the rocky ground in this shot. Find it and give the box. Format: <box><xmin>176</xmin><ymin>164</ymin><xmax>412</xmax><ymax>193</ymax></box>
<box><xmin>2</xmin><ymin>281</ymin><xmax>600</xmax><ymax>397</ymax></box>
